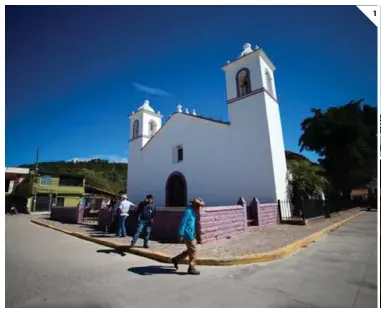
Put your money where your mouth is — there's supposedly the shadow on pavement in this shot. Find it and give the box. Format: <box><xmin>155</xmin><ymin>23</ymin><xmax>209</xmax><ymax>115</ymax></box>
<box><xmin>128</xmin><ymin>265</ymin><xmax>187</xmax><ymax>276</ymax></box>
<box><xmin>97</xmin><ymin>248</ymin><xmax>126</xmax><ymax>257</ymax></box>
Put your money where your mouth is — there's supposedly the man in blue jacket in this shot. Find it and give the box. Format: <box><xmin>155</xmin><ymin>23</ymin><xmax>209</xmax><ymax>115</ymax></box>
<box><xmin>131</xmin><ymin>194</ymin><xmax>155</xmax><ymax>249</ymax></box>
<box><xmin>171</xmin><ymin>197</ymin><xmax>205</xmax><ymax>275</ymax></box>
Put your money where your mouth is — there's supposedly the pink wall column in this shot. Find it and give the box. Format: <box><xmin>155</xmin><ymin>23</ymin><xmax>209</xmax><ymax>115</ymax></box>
<box><xmin>237</xmin><ymin>197</ymin><xmax>248</xmax><ymax>232</ymax></box>
<box><xmin>250</xmin><ymin>197</ymin><xmax>259</xmax><ymax>225</ymax></box>
<box><xmin>251</xmin><ymin>198</ymin><xmax>278</xmax><ymax>226</ymax></box>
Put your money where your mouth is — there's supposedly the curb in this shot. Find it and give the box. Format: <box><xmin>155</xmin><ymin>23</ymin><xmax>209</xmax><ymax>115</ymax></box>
<box><xmin>30</xmin><ymin>211</ymin><xmax>362</xmax><ymax>266</ymax></box>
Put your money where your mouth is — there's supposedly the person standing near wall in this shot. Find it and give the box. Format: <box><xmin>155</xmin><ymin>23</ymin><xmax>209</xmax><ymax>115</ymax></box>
<box><xmin>118</xmin><ymin>194</ymin><xmax>134</xmax><ymax>237</ymax></box>
<box><xmin>107</xmin><ymin>198</ymin><xmax>117</xmax><ymax>233</ymax></box>
<box><xmin>171</xmin><ymin>198</ymin><xmax>204</xmax><ymax>275</ymax></box>
<box><xmin>130</xmin><ymin>194</ymin><xmax>155</xmax><ymax>248</ymax></box>
<box><xmin>109</xmin><ymin>198</ymin><xmax>119</xmax><ymax>234</ymax></box>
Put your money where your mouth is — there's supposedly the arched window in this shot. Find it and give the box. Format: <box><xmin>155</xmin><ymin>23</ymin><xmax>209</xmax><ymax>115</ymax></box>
<box><xmin>265</xmin><ymin>69</ymin><xmax>274</xmax><ymax>97</ymax></box>
<box><xmin>132</xmin><ymin>120</ymin><xmax>139</xmax><ymax>139</ymax></box>
<box><xmin>149</xmin><ymin>120</ymin><xmax>158</xmax><ymax>137</ymax></box>
<box><xmin>236</xmin><ymin>68</ymin><xmax>252</xmax><ymax>98</ymax></box>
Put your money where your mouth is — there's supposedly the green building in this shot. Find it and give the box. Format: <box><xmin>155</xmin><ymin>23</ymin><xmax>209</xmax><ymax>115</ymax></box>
<box><xmin>11</xmin><ymin>171</ymin><xmax>85</xmax><ymax>212</ymax></box>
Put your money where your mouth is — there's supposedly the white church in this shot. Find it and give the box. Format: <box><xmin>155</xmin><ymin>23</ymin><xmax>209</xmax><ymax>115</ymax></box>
<box><xmin>127</xmin><ymin>43</ymin><xmax>288</xmax><ymax>207</ymax></box>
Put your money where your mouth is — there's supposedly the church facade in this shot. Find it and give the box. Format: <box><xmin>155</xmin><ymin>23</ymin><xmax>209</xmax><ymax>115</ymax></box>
<box><xmin>127</xmin><ymin>43</ymin><xmax>288</xmax><ymax>207</ymax></box>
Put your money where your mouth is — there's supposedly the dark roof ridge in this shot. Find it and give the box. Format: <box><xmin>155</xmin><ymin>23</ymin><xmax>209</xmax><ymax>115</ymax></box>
<box><xmin>180</xmin><ymin>112</ymin><xmax>230</xmax><ymax>125</ymax></box>
<box><xmin>140</xmin><ymin>112</ymin><xmax>230</xmax><ymax>151</ymax></box>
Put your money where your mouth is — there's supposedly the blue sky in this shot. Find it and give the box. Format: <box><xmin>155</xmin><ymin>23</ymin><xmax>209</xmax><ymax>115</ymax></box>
<box><xmin>5</xmin><ymin>5</ymin><xmax>377</xmax><ymax>166</ymax></box>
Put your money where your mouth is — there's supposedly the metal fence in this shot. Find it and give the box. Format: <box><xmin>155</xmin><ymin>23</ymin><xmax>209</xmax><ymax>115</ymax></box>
<box><xmin>278</xmin><ymin>197</ymin><xmax>362</xmax><ymax>222</ymax></box>
<box><xmin>278</xmin><ymin>199</ymin><xmax>306</xmax><ymax>221</ymax></box>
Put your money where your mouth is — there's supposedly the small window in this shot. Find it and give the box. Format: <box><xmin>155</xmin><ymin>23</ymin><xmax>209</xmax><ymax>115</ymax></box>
<box><xmin>265</xmin><ymin>69</ymin><xmax>274</xmax><ymax>97</ymax></box>
<box><xmin>149</xmin><ymin>120</ymin><xmax>158</xmax><ymax>138</ymax></box>
<box><xmin>177</xmin><ymin>146</ymin><xmax>183</xmax><ymax>162</ymax></box>
<box><xmin>236</xmin><ymin>68</ymin><xmax>252</xmax><ymax>97</ymax></box>
<box><xmin>40</xmin><ymin>175</ymin><xmax>52</xmax><ymax>186</ymax></box>
<box><xmin>132</xmin><ymin>120</ymin><xmax>139</xmax><ymax>139</ymax></box>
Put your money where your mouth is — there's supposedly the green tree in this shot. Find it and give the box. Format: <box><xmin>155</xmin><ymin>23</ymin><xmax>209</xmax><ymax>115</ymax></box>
<box><xmin>299</xmin><ymin>100</ymin><xmax>377</xmax><ymax>199</ymax></box>
<box><xmin>287</xmin><ymin>160</ymin><xmax>327</xmax><ymax>201</ymax></box>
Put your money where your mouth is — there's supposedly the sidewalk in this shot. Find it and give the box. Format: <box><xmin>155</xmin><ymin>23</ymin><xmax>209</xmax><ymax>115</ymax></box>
<box><xmin>31</xmin><ymin>208</ymin><xmax>361</xmax><ymax>263</ymax></box>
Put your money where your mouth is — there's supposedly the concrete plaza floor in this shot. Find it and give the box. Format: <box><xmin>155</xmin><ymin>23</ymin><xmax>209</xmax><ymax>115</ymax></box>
<box><xmin>33</xmin><ymin>208</ymin><xmax>361</xmax><ymax>259</ymax></box>
<box><xmin>5</xmin><ymin>211</ymin><xmax>377</xmax><ymax>307</ymax></box>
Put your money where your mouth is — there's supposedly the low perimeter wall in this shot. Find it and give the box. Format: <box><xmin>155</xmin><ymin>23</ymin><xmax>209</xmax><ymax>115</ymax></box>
<box><xmin>98</xmin><ymin>205</ymin><xmax>247</xmax><ymax>244</ymax></box>
<box><xmin>250</xmin><ymin>198</ymin><xmax>278</xmax><ymax>227</ymax></box>
<box><xmin>98</xmin><ymin>207</ymin><xmax>184</xmax><ymax>243</ymax></box>
<box><xmin>51</xmin><ymin>206</ymin><xmax>80</xmax><ymax>224</ymax></box>
<box><xmin>198</xmin><ymin>205</ymin><xmax>246</xmax><ymax>243</ymax></box>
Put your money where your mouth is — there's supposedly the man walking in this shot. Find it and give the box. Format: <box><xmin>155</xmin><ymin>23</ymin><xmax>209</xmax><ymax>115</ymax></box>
<box><xmin>130</xmin><ymin>194</ymin><xmax>155</xmax><ymax>249</ymax></box>
<box><xmin>118</xmin><ymin>194</ymin><xmax>134</xmax><ymax>237</ymax></box>
<box><xmin>171</xmin><ymin>197</ymin><xmax>204</xmax><ymax>275</ymax></box>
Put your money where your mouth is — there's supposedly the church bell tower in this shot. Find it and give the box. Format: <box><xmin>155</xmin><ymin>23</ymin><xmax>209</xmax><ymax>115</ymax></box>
<box><xmin>223</xmin><ymin>43</ymin><xmax>288</xmax><ymax>203</ymax></box>
<box><xmin>127</xmin><ymin>100</ymin><xmax>163</xmax><ymax>200</ymax></box>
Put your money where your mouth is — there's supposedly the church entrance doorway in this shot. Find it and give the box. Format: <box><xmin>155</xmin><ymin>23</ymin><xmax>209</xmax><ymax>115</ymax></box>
<box><xmin>165</xmin><ymin>172</ymin><xmax>187</xmax><ymax>207</ymax></box>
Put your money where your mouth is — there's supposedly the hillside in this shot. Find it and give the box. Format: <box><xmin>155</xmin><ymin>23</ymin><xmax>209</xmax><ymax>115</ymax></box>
<box><xmin>285</xmin><ymin>150</ymin><xmax>311</xmax><ymax>163</ymax></box>
<box><xmin>20</xmin><ymin>159</ymin><xmax>128</xmax><ymax>194</ymax></box>
<box><xmin>19</xmin><ymin>151</ymin><xmax>312</xmax><ymax>194</ymax></box>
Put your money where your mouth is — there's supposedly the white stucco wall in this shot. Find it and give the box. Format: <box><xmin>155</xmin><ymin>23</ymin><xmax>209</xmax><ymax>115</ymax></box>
<box><xmin>224</xmin><ymin>55</ymin><xmax>262</xmax><ymax>101</ymax></box>
<box><xmin>259</xmin><ymin>57</ymin><xmax>277</xmax><ymax>100</ymax></box>
<box><xmin>128</xmin><ymin>95</ymin><xmax>287</xmax><ymax>206</ymax></box>
<box><xmin>128</xmin><ymin>113</ymin><xmax>231</xmax><ymax>206</ymax></box>
<box><xmin>127</xmin><ymin>46</ymin><xmax>289</xmax><ymax>207</ymax></box>
<box><xmin>142</xmin><ymin>113</ymin><xmax>162</xmax><ymax>137</ymax></box>
<box><xmin>129</xmin><ymin>110</ymin><xmax>162</xmax><ymax>141</ymax></box>
<box><xmin>264</xmin><ymin>92</ymin><xmax>288</xmax><ymax>201</ymax></box>
<box><xmin>227</xmin><ymin>92</ymin><xmax>281</xmax><ymax>203</ymax></box>
<box><xmin>128</xmin><ymin>108</ymin><xmax>163</xmax><ymax>201</ymax></box>
<box><xmin>222</xmin><ymin>47</ymin><xmax>287</xmax><ymax>203</ymax></box>
<box><xmin>223</xmin><ymin>49</ymin><xmax>275</xmax><ymax>102</ymax></box>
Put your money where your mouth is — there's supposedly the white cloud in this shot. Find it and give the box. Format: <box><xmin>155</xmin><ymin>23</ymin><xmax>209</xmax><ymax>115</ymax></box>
<box><xmin>70</xmin><ymin>157</ymin><xmax>95</xmax><ymax>163</ymax></box>
<box><xmin>70</xmin><ymin>155</ymin><xmax>128</xmax><ymax>164</ymax></box>
<box><xmin>132</xmin><ymin>82</ymin><xmax>172</xmax><ymax>97</ymax></box>
<box><xmin>101</xmin><ymin>155</ymin><xmax>128</xmax><ymax>164</ymax></box>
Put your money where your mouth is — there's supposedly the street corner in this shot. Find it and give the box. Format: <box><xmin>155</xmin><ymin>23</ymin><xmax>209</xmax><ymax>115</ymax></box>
<box><xmin>30</xmin><ymin>218</ymin><xmax>50</xmax><ymax>228</ymax></box>
<box><xmin>29</xmin><ymin>210</ymin><xmax>364</xmax><ymax>267</ymax></box>
<box><xmin>30</xmin><ymin>218</ymin><xmax>74</xmax><ymax>236</ymax></box>
<box><xmin>29</xmin><ymin>218</ymin><xmax>172</xmax><ymax>263</ymax></box>
<box><xmin>195</xmin><ymin>210</ymin><xmax>365</xmax><ymax>266</ymax></box>
<box><xmin>127</xmin><ymin>247</ymin><xmax>172</xmax><ymax>264</ymax></box>
<box><xmin>70</xmin><ymin>231</ymin><xmax>120</xmax><ymax>249</ymax></box>
<box><xmin>320</xmin><ymin>211</ymin><xmax>363</xmax><ymax>234</ymax></box>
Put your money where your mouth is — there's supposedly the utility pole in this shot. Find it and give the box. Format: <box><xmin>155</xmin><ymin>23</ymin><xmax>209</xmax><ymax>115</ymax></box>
<box><xmin>32</xmin><ymin>146</ymin><xmax>39</xmax><ymax>212</ymax></box>
<box><xmin>112</xmin><ymin>164</ymin><xmax>117</xmax><ymax>183</ymax></box>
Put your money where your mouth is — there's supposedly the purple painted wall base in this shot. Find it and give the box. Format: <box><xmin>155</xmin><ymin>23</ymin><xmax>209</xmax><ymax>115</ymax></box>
<box><xmin>198</xmin><ymin>205</ymin><xmax>246</xmax><ymax>243</ymax></box>
<box><xmin>98</xmin><ymin>207</ymin><xmax>184</xmax><ymax>243</ymax></box>
<box><xmin>50</xmin><ymin>207</ymin><xmax>80</xmax><ymax>224</ymax></box>
<box><xmin>98</xmin><ymin>206</ymin><xmax>246</xmax><ymax>244</ymax></box>
<box><xmin>251</xmin><ymin>198</ymin><xmax>278</xmax><ymax>226</ymax></box>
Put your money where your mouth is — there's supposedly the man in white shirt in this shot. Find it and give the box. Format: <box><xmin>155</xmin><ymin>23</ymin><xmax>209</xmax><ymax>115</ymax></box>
<box><xmin>118</xmin><ymin>194</ymin><xmax>135</xmax><ymax>237</ymax></box>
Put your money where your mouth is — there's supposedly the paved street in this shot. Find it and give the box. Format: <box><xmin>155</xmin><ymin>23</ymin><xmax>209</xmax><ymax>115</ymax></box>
<box><xmin>5</xmin><ymin>212</ymin><xmax>377</xmax><ymax>308</ymax></box>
